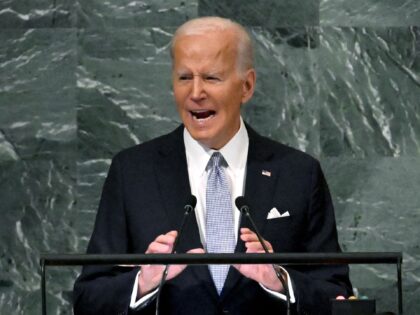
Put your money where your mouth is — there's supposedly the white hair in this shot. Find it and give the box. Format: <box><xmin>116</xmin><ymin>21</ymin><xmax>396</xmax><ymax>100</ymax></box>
<box><xmin>171</xmin><ymin>17</ymin><xmax>254</xmax><ymax>76</ymax></box>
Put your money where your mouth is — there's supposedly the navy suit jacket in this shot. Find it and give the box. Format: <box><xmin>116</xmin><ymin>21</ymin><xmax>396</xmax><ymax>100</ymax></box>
<box><xmin>73</xmin><ymin>124</ymin><xmax>352</xmax><ymax>315</ymax></box>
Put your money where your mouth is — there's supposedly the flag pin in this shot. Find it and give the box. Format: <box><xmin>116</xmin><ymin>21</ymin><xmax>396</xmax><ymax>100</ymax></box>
<box><xmin>262</xmin><ymin>170</ymin><xmax>271</xmax><ymax>177</ymax></box>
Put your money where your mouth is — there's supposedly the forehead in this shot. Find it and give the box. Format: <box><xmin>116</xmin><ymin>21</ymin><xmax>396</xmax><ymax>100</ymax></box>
<box><xmin>172</xmin><ymin>31</ymin><xmax>238</xmax><ymax>70</ymax></box>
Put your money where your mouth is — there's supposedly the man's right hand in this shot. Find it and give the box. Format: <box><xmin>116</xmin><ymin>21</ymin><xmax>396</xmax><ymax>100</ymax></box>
<box><xmin>137</xmin><ymin>230</ymin><xmax>204</xmax><ymax>297</ymax></box>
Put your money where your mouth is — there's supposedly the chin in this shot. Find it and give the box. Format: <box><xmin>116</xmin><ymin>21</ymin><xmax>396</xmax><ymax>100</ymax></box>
<box><xmin>187</xmin><ymin>130</ymin><xmax>216</xmax><ymax>147</ymax></box>
<box><xmin>190</xmin><ymin>132</ymin><xmax>213</xmax><ymax>145</ymax></box>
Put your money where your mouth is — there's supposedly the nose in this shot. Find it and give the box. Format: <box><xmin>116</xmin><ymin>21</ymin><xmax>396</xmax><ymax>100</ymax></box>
<box><xmin>190</xmin><ymin>76</ymin><xmax>206</xmax><ymax>101</ymax></box>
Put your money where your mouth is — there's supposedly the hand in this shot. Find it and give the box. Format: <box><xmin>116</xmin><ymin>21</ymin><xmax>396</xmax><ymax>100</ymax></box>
<box><xmin>137</xmin><ymin>230</ymin><xmax>204</xmax><ymax>297</ymax></box>
<box><xmin>233</xmin><ymin>228</ymin><xmax>284</xmax><ymax>292</ymax></box>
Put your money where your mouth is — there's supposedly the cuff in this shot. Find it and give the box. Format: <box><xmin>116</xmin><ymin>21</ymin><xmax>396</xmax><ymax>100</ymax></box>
<box><xmin>130</xmin><ymin>270</ymin><xmax>159</xmax><ymax>310</ymax></box>
<box><xmin>260</xmin><ymin>266</ymin><xmax>296</xmax><ymax>303</ymax></box>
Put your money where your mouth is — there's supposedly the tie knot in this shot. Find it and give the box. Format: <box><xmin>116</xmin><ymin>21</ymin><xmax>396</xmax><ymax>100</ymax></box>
<box><xmin>207</xmin><ymin>152</ymin><xmax>226</xmax><ymax>170</ymax></box>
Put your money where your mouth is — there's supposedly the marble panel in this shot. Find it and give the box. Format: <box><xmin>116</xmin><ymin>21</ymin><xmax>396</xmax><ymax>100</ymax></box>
<box><xmin>0</xmin><ymin>29</ymin><xmax>77</xmax><ymax>162</ymax></box>
<box><xmin>0</xmin><ymin>160</ymin><xmax>77</xmax><ymax>314</ymax></box>
<box><xmin>318</xmin><ymin>27</ymin><xmax>420</xmax><ymax>157</ymax></box>
<box><xmin>199</xmin><ymin>0</ymin><xmax>319</xmax><ymax>27</ymax></box>
<box><xmin>77</xmin><ymin>27</ymin><xmax>180</xmax><ymax>160</ymax></box>
<box><xmin>321</xmin><ymin>0</ymin><xmax>420</xmax><ymax>27</ymax></box>
<box><xmin>244</xmin><ymin>27</ymin><xmax>320</xmax><ymax>156</ymax></box>
<box><xmin>322</xmin><ymin>157</ymin><xmax>420</xmax><ymax>314</ymax></box>
<box><xmin>0</xmin><ymin>0</ymin><xmax>76</xmax><ymax>28</ymax></box>
<box><xmin>77</xmin><ymin>0</ymin><xmax>198</xmax><ymax>28</ymax></box>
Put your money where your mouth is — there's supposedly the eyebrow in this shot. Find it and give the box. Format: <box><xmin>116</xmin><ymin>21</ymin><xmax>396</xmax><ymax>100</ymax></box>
<box><xmin>175</xmin><ymin>70</ymin><xmax>223</xmax><ymax>77</ymax></box>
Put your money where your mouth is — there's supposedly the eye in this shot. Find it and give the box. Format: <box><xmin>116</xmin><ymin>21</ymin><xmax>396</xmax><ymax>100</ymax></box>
<box><xmin>205</xmin><ymin>75</ymin><xmax>221</xmax><ymax>82</ymax></box>
<box><xmin>178</xmin><ymin>74</ymin><xmax>192</xmax><ymax>81</ymax></box>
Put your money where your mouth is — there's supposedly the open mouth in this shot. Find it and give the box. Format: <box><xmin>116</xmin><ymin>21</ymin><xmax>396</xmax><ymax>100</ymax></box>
<box><xmin>190</xmin><ymin>110</ymin><xmax>216</xmax><ymax>120</ymax></box>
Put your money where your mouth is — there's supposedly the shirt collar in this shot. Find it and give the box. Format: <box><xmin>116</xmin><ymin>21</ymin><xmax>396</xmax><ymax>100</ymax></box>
<box><xmin>183</xmin><ymin>118</ymin><xmax>249</xmax><ymax>175</ymax></box>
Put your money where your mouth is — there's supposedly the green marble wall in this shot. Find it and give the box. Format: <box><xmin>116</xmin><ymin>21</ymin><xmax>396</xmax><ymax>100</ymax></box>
<box><xmin>0</xmin><ymin>1</ymin><xmax>419</xmax><ymax>314</ymax></box>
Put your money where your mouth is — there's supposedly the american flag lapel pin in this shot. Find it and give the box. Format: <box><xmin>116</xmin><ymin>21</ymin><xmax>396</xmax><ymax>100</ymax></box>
<box><xmin>262</xmin><ymin>170</ymin><xmax>271</xmax><ymax>177</ymax></box>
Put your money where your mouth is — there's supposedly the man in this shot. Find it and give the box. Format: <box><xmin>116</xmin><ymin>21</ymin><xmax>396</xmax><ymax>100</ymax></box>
<box><xmin>74</xmin><ymin>17</ymin><xmax>352</xmax><ymax>315</ymax></box>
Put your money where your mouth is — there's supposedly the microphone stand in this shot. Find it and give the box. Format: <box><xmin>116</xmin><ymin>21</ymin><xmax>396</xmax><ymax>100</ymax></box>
<box><xmin>238</xmin><ymin>201</ymin><xmax>291</xmax><ymax>315</ymax></box>
<box><xmin>155</xmin><ymin>199</ymin><xmax>196</xmax><ymax>315</ymax></box>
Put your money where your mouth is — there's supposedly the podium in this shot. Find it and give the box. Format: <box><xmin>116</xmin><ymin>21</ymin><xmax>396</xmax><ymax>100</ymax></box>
<box><xmin>40</xmin><ymin>252</ymin><xmax>403</xmax><ymax>315</ymax></box>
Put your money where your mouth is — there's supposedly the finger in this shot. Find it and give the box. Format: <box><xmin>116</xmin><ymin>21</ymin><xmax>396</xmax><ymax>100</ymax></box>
<box><xmin>241</xmin><ymin>230</ymin><xmax>273</xmax><ymax>251</ymax></box>
<box><xmin>154</xmin><ymin>231</ymin><xmax>178</xmax><ymax>244</ymax></box>
<box><xmin>187</xmin><ymin>248</ymin><xmax>206</xmax><ymax>254</ymax></box>
<box><xmin>240</xmin><ymin>228</ymin><xmax>255</xmax><ymax>236</ymax></box>
<box><xmin>245</xmin><ymin>243</ymin><xmax>273</xmax><ymax>254</ymax></box>
<box><xmin>242</xmin><ymin>233</ymin><xmax>272</xmax><ymax>246</ymax></box>
<box><xmin>146</xmin><ymin>241</ymin><xmax>172</xmax><ymax>253</ymax></box>
<box><xmin>245</xmin><ymin>241</ymin><xmax>266</xmax><ymax>250</ymax></box>
<box><xmin>240</xmin><ymin>228</ymin><xmax>275</xmax><ymax>253</ymax></box>
<box><xmin>147</xmin><ymin>231</ymin><xmax>178</xmax><ymax>253</ymax></box>
<box><xmin>245</xmin><ymin>242</ymin><xmax>265</xmax><ymax>252</ymax></box>
<box><xmin>246</xmin><ymin>248</ymin><xmax>270</xmax><ymax>254</ymax></box>
<box><xmin>240</xmin><ymin>230</ymin><xmax>259</xmax><ymax>242</ymax></box>
<box><xmin>245</xmin><ymin>241</ymin><xmax>273</xmax><ymax>252</ymax></box>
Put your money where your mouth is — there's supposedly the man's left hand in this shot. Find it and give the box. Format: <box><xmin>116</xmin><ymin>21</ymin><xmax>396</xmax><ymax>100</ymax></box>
<box><xmin>233</xmin><ymin>228</ymin><xmax>285</xmax><ymax>292</ymax></box>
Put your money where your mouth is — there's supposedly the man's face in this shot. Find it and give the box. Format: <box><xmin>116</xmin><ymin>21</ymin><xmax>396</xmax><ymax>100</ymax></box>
<box><xmin>172</xmin><ymin>30</ymin><xmax>255</xmax><ymax>149</ymax></box>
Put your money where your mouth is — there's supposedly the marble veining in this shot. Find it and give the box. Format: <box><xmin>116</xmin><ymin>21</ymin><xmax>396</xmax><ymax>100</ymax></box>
<box><xmin>319</xmin><ymin>27</ymin><xmax>420</xmax><ymax>157</ymax></box>
<box><xmin>321</xmin><ymin>0</ymin><xmax>420</xmax><ymax>27</ymax></box>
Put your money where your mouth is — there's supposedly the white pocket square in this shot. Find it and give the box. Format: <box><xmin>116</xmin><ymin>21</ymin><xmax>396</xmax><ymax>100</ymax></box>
<box><xmin>267</xmin><ymin>208</ymin><xmax>290</xmax><ymax>219</ymax></box>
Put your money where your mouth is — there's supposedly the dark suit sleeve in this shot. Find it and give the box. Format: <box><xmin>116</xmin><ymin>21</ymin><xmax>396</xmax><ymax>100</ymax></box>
<box><xmin>73</xmin><ymin>155</ymin><xmax>154</xmax><ymax>315</ymax></box>
<box><xmin>286</xmin><ymin>160</ymin><xmax>352</xmax><ymax>315</ymax></box>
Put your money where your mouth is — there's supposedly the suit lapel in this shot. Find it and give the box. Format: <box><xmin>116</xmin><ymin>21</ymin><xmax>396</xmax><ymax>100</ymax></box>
<box><xmin>243</xmin><ymin>126</ymin><xmax>277</xmax><ymax>235</ymax></box>
<box><xmin>221</xmin><ymin>125</ymin><xmax>277</xmax><ymax>301</ymax></box>
<box><xmin>154</xmin><ymin>126</ymin><xmax>202</xmax><ymax>251</ymax></box>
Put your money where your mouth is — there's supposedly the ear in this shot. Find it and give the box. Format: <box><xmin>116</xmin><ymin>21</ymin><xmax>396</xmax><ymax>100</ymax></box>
<box><xmin>241</xmin><ymin>68</ymin><xmax>256</xmax><ymax>104</ymax></box>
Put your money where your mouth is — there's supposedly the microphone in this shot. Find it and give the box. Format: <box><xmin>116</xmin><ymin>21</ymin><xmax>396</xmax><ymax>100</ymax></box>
<box><xmin>235</xmin><ymin>196</ymin><xmax>291</xmax><ymax>315</ymax></box>
<box><xmin>155</xmin><ymin>195</ymin><xmax>197</xmax><ymax>315</ymax></box>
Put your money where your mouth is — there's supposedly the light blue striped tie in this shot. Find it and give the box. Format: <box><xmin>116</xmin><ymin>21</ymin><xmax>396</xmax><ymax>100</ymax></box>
<box><xmin>206</xmin><ymin>152</ymin><xmax>236</xmax><ymax>294</ymax></box>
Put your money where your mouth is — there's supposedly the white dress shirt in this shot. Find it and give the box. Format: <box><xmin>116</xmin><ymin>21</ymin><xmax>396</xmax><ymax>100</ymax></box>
<box><xmin>130</xmin><ymin>118</ymin><xmax>295</xmax><ymax>309</ymax></box>
<box><xmin>184</xmin><ymin>117</ymin><xmax>249</xmax><ymax>246</ymax></box>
